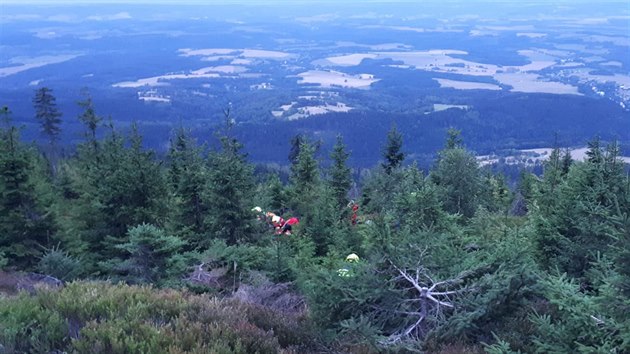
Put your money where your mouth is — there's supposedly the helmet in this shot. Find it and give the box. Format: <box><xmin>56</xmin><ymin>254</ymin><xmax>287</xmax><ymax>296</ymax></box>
<box><xmin>252</xmin><ymin>206</ymin><xmax>262</xmax><ymax>213</ymax></box>
<box><xmin>346</xmin><ymin>253</ymin><xmax>360</xmax><ymax>262</ymax></box>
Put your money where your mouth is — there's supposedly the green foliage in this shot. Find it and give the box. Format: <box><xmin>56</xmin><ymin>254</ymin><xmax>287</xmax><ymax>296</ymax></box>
<box><xmin>261</xmin><ymin>173</ymin><xmax>287</xmax><ymax>213</ymax></box>
<box><xmin>204</xmin><ymin>124</ymin><xmax>256</xmax><ymax>246</ymax></box>
<box><xmin>33</xmin><ymin>87</ymin><xmax>62</xmax><ymax>146</ymax></box>
<box><xmin>531</xmin><ymin>139</ymin><xmax>629</xmax><ymax>279</ymax></box>
<box><xmin>381</xmin><ymin>124</ymin><xmax>404</xmax><ymax>174</ymax></box>
<box><xmin>37</xmin><ymin>245</ymin><xmax>83</xmax><ymax>281</ymax></box>
<box><xmin>0</xmin><ymin>282</ymin><xmax>317</xmax><ymax>353</ymax></box>
<box><xmin>445</xmin><ymin>128</ymin><xmax>463</xmax><ymax>150</ymax></box>
<box><xmin>0</xmin><ymin>124</ymin><xmax>56</xmax><ymax>269</ymax></box>
<box><xmin>328</xmin><ymin>135</ymin><xmax>352</xmax><ymax>211</ymax></box>
<box><xmin>431</xmin><ymin>142</ymin><xmax>482</xmax><ymax>218</ymax></box>
<box><xmin>57</xmin><ymin>125</ymin><xmax>169</xmax><ymax>271</ymax></box>
<box><xmin>483</xmin><ymin>333</ymin><xmax>521</xmax><ymax>354</ymax></box>
<box><xmin>4</xmin><ymin>92</ymin><xmax>630</xmax><ymax>354</ymax></box>
<box><xmin>166</xmin><ymin>127</ymin><xmax>209</xmax><ymax>248</ymax></box>
<box><xmin>77</xmin><ymin>89</ymin><xmax>102</xmax><ymax>144</ymax></box>
<box><xmin>393</xmin><ymin>163</ymin><xmax>452</xmax><ymax>232</ymax></box>
<box><xmin>530</xmin><ymin>272</ymin><xmax>630</xmax><ymax>353</ymax></box>
<box><xmin>360</xmin><ymin>167</ymin><xmax>404</xmax><ymax>215</ymax></box>
<box><xmin>201</xmin><ymin>238</ymin><xmax>275</xmax><ymax>274</ymax></box>
<box><xmin>0</xmin><ymin>294</ymin><xmax>67</xmax><ymax>353</ymax></box>
<box><xmin>0</xmin><ymin>251</ymin><xmax>8</xmax><ymax>269</ymax></box>
<box><xmin>301</xmin><ymin>186</ymin><xmax>347</xmax><ymax>256</ymax></box>
<box><xmin>289</xmin><ymin>140</ymin><xmax>320</xmax><ymax>212</ymax></box>
<box><xmin>107</xmin><ymin>223</ymin><xmax>187</xmax><ymax>286</ymax></box>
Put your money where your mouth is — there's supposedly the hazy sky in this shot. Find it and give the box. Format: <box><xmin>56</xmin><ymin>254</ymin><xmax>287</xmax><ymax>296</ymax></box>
<box><xmin>4</xmin><ymin>0</ymin><xmax>627</xmax><ymax>4</ymax></box>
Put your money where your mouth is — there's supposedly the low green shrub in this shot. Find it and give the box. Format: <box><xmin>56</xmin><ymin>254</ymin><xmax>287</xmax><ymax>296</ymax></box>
<box><xmin>0</xmin><ymin>281</ymin><xmax>317</xmax><ymax>354</ymax></box>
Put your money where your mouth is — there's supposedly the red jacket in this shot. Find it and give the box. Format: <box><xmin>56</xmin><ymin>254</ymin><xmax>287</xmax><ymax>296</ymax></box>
<box><xmin>286</xmin><ymin>217</ymin><xmax>299</xmax><ymax>226</ymax></box>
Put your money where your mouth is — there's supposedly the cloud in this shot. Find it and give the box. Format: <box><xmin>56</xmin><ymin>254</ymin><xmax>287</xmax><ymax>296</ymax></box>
<box><xmin>0</xmin><ymin>14</ymin><xmax>42</xmax><ymax>22</ymax></box>
<box><xmin>47</xmin><ymin>14</ymin><xmax>78</xmax><ymax>22</ymax></box>
<box><xmin>295</xmin><ymin>13</ymin><xmax>339</xmax><ymax>23</ymax></box>
<box><xmin>86</xmin><ymin>12</ymin><xmax>132</xmax><ymax>21</ymax></box>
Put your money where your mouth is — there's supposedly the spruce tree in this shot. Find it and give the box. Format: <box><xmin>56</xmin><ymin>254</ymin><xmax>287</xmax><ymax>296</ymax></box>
<box><xmin>430</xmin><ymin>130</ymin><xmax>481</xmax><ymax>218</ymax></box>
<box><xmin>561</xmin><ymin>148</ymin><xmax>573</xmax><ymax>175</ymax></box>
<box><xmin>532</xmin><ymin>139</ymin><xmax>629</xmax><ymax>279</ymax></box>
<box><xmin>288</xmin><ymin>134</ymin><xmax>304</xmax><ymax>167</ymax></box>
<box><xmin>113</xmin><ymin>223</ymin><xmax>187</xmax><ymax>285</ymax></box>
<box><xmin>0</xmin><ymin>118</ymin><xmax>55</xmax><ymax>268</ymax></box>
<box><xmin>33</xmin><ymin>87</ymin><xmax>62</xmax><ymax>147</ymax></box>
<box><xmin>77</xmin><ymin>89</ymin><xmax>102</xmax><ymax>153</ymax></box>
<box><xmin>289</xmin><ymin>140</ymin><xmax>320</xmax><ymax>217</ymax></box>
<box><xmin>58</xmin><ymin>124</ymin><xmax>168</xmax><ymax>270</ymax></box>
<box><xmin>382</xmin><ymin>124</ymin><xmax>404</xmax><ymax>174</ymax></box>
<box><xmin>264</xmin><ymin>173</ymin><xmax>287</xmax><ymax>213</ymax></box>
<box><xmin>328</xmin><ymin>135</ymin><xmax>352</xmax><ymax>211</ymax></box>
<box><xmin>204</xmin><ymin>120</ymin><xmax>255</xmax><ymax>246</ymax></box>
<box><xmin>167</xmin><ymin>127</ymin><xmax>208</xmax><ymax>247</ymax></box>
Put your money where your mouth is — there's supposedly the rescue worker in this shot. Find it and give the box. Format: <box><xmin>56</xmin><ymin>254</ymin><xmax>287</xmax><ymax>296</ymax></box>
<box><xmin>338</xmin><ymin>253</ymin><xmax>360</xmax><ymax>277</ymax></box>
<box><xmin>280</xmin><ymin>217</ymin><xmax>299</xmax><ymax>235</ymax></box>
<box><xmin>272</xmin><ymin>215</ymin><xmax>285</xmax><ymax>234</ymax></box>
<box><xmin>252</xmin><ymin>207</ymin><xmax>264</xmax><ymax>221</ymax></box>
<box><xmin>348</xmin><ymin>200</ymin><xmax>359</xmax><ymax>225</ymax></box>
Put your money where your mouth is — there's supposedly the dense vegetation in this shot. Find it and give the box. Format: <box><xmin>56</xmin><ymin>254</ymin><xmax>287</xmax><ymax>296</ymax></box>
<box><xmin>1</xmin><ymin>90</ymin><xmax>629</xmax><ymax>353</ymax></box>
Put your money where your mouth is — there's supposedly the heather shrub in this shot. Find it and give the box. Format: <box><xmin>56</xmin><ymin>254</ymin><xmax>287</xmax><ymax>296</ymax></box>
<box><xmin>0</xmin><ymin>281</ymin><xmax>317</xmax><ymax>353</ymax></box>
<box><xmin>0</xmin><ymin>294</ymin><xmax>67</xmax><ymax>353</ymax></box>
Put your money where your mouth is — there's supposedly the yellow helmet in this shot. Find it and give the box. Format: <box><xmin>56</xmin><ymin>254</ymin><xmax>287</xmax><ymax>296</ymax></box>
<box><xmin>346</xmin><ymin>253</ymin><xmax>360</xmax><ymax>262</ymax></box>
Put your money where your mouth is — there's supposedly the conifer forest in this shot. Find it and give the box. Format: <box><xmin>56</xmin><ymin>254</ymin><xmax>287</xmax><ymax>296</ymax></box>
<box><xmin>0</xmin><ymin>85</ymin><xmax>629</xmax><ymax>353</ymax></box>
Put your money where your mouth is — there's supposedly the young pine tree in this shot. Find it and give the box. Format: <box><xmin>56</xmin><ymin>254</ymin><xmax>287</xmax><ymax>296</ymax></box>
<box><xmin>328</xmin><ymin>135</ymin><xmax>352</xmax><ymax>212</ymax></box>
<box><xmin>113</xmin><ymin>223</ymin><xmax>187</xmax><ymax>286</ymax></box>
<box><xmin>204</xmin><ymin>121</ymin><xmax>256</xmax><ymax>246</ymax></box>
<box><xmin>430</xmin><ymin>129</ymin><xmax>482</xmax><ymax>218</ymax></box>
<box><xmin>77</xmin><ymin>89</ymin><xmax>102</xmax><ymax>153</ymax></box>
<box><xmin>289</xmin><ymin>140</ymin><xmax>320</xmax><ymax>217</ymax></box>
<box><xmin>33</xmin><ymin>87</ymin><xmax>62</xmax><ymax>147</ymax></box>
<box><xmin>381</xmin><ymin>124</ymin><xmax>404</xmax><ymax>174</ymax></box>
<box><xmin>167</xmin><ymin>127</ymin><xmax>208</xmax><ymax>248</ymax></box>
<box><xmin>59</xmin><ymin>124</ymin><xmax>168</xmax><ymax>270</ymax></box>
<box><xmin>0</xmin><ymin>118</ymin><xmax>55</xmax><ymax>268</ymax></box>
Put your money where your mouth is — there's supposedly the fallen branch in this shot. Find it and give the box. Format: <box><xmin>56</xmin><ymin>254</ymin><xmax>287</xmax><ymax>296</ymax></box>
<box><xmin>380</xmin><ymin>261</ymin><xmax>467</xmax><ymax>346</ymax></box>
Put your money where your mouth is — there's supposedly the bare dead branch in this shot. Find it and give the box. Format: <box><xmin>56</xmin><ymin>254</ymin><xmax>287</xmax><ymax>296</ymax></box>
<box><xmin>380</xmin><ymin>260</ymin><xmax>465</xmax><ymax>346</ymax></box>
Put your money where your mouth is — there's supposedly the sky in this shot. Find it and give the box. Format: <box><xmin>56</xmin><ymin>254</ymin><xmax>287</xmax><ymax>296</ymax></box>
<box><xmin>4</xmin><ymin>0</ymin><xmax>627</xmax><ymax>4</ymax></box>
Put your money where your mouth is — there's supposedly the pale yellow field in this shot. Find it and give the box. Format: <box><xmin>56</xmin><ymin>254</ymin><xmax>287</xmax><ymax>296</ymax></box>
<box><xmin>322</xmin><ymin>48</ymin><xmax>585</xmax><ymax>95</ymax></box>
<box><xmin>113</xmin><ymin>72</ymin><xmax>221</xmax><ymax>88</ymax></box>
<box><xmin>297</xmin><ymin>70</ymin><xmax>379</xmax><ymax>88</ymax></box>
<box><xmin>433</xmin><ymin>104</ymin><xmax>470</xmax><ymax>112</ymax></box>
<box><xmin>287</xmin><ymin>103</ymin><xmax>353</xmax><ymax>120</ymax></box>
<box><xmin>434</xmin><ymin>79</ymin><xmax>501</xmax><ymax>90</ymax></box>
<box><xmin>178</xmin><ymin>48</ymin><xmax>292</xmax><ymax>60</ymax></box>
<box><xmin>324</xmin><ymin>53</ymin><xmax>378</xmax><ymax>66</ymax></box>
<box><xmin>0</xmin><ymin>54</ymin><xmax>81</xmax><ymax>77</ymax></box>
<box><xmin>493</xmin><ymin>73</ymin><xmax>582</xmax><ymax>95</ymax></box>
<box><xmin>479</xmin><ymin>148</ymin><xmax>630</xmax><ymax>166</ymax></box>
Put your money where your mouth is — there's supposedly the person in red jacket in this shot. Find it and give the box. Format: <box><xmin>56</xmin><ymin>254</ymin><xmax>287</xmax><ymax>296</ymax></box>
<box><xmin>280</xmin><ymin>217</ymin><xmax>299</xmax><ymax>235</ymax></box>
<box><xmin>348</xmin><ymin>200</ymin><xmax>359</xmax><ymax>225</ymax></box>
